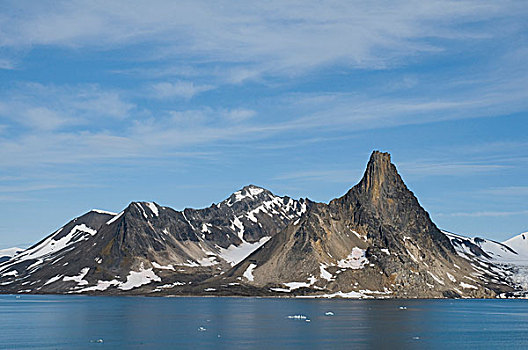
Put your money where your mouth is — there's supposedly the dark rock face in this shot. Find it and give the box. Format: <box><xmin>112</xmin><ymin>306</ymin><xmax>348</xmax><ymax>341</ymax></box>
<box><xmin>337</xmin><ymin>151</ymin><xmax>454</xmax><ymax>255</ymax></box>
<box><xmin>0</xmin><ymin>151</ymin><xmax>515</xmax><ymax>298</ymax></box>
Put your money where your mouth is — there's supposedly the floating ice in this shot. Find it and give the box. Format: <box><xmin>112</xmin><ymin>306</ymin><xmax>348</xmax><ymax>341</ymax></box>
<box><xmin>287</xmin><ymin>315</ymin><xmax>308</xmax><ymax>320</ymax></box>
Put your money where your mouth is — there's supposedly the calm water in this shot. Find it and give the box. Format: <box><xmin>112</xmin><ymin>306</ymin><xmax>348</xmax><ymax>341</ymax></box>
<box><xmin>1</xmin><ymin>295</ymin><xmax>528</xmax><ymax>349</ymax></box>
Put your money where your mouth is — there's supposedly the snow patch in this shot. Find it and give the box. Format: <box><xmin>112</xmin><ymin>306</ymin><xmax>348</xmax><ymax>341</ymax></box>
<box><xmin>146</xmin><ymin>202</ymin><xmax>159</xmax><ymax>217</ymax></box>
<box><xmin>43</xmin><ymin>274</ymin><xmax>64</xmax><ymax>286</ymax></box>
<box><xmin>446</xmin><ymin>272</ymin><xmax>457</xmax><ymax>283</ymax></box>
<box><xmin>63</xmin><ymin>267</ymin><xmax>90</xmax><ymax>286</ymax></box>
<box><xmin>304</xmin><ymin>289</ymin><xmax>391</xmax><ymax>299</ymax></box>
<box><xmin>2</xmin><ymin>225</ymin><xmax>96</xmax><ymax>270</ymax></box>
<box><xmin>243</xmin><ymin>263</ymin><xmax>257</xmax><ymax>281</ymax></box>
<box><xmin>2</xmin><ymin>270</ymin><xmax>18</xmax><ymax>277</ymax></box>
<box><xmin>197</xmin><ymin>256</ymin><xmax>218</xmax><ymax>267</ymax></box>
<box><xmin>427</xmin><ymin>271</ymin><xmax>445</xmax><ymax>285</ymax></box>
<box><xmin>460</xmin><ymin>282</ymin><xmax>478</xmax><ymax>289</ymax></box>
<box><xmin>91</xmin><ymin>209</ymin><xmax>117</xmax><ymax>215</ymax></box>
<box><xmin>406</xmin><ymin>249</ymin><xmax>419</xmax><ymax>263</ymax></box>
<box><xmin>118</xmin><ymin>264</ymin><xmax>161</xmax><ymax>290</ymax></box>
<box><xmin>218</xmin><ymin>236</ymin><xmax>270</xmax><ymax>266</ymax></box>
<box><xmin>231</xmin><ymin>216</ymin><xmax>245</xmax><ymax>240</ymax></box>
<box><xmin>319</xmin><ymin>264</ymin><xmax>334</xmax><ymax>281</ymax></box>
<box><xmin>75</xmin><ymin>280</ymin><xmax>120</xmax><ymax>293</ymax></box>
<box><xmin>152</xmin><ymin>262</ymin><xmax>175</xmax><ymax>270</ymax></box>
<box><xmin>106</xmin><ymin>211</ymin><xmax>124</xmax><ymax>225</ymax></box>
<box><xmin>233</xmin><ymin>187</ymin><xmax>264</xmax><ymax>202</ymax></box>
<box><xmin>337</xmin><ymin>248</ymin><xmax>368</xmax><ymax>269</ymax></box>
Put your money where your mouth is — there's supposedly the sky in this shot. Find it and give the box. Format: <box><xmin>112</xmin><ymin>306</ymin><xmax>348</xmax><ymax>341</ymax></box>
<box><xmin>0</xmin><ymin>0</ymin><xmax>527</xmax><ymax>248</ymax></box>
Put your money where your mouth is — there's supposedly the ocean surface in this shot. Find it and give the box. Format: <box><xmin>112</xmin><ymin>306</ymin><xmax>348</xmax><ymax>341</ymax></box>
<box><xmin>1</xmin><ymin>295</ymin><xmax>527</xmax><ymax>349</ymax></box>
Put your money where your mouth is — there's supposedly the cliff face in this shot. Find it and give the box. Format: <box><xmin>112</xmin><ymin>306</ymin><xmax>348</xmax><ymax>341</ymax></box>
<box><xmin>338</xmin><ymin>151</ymin><xmax>454</xmax><ymax>255</ymax></box>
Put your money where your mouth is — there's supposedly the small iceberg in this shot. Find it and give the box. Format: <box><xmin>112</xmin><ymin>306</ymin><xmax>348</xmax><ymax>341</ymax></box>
<box><xmin>198</xmin><ymin>326</ymin><xmax>207</xmax><ymax>332</ymax></box>
<box><xmin>399</xmin><ymin>306</ymin><xmax>407</xmax><ymax>310</ymax></box>
<box><xmin>287</xmin><ymin>314</ymin><xmax>308</xmax><ymax>320</ymax></box>
<box><xmin>325</xmin><ymin>311</ymin><xmax>335</xmax><ymax>316</ymax></box>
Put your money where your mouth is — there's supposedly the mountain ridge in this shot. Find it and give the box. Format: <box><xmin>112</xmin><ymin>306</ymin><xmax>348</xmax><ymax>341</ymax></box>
<box><xmin>0</xmin><ymin>151</ymin><xmax>524</xmax><ymax>298</ymax></box>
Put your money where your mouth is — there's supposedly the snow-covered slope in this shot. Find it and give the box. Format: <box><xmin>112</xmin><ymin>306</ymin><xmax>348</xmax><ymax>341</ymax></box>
<box><xmin>503</xmin><ymin>232</ymin><xmax>528</xmax><ymax>265</ymax></box>
<box><xmin>0</xmin><ymin>247</ymin><xmax>24</xmax><ymax>263</ymax></box>
<box><xmin>445</xmin><ymin>231</ymin><xmax>528</xmax><ymax>266</ymax></box>
<box><xmin>445</xmin><ymin>230</ymin><xmax>528</xmax><ymax>295</ymax></box>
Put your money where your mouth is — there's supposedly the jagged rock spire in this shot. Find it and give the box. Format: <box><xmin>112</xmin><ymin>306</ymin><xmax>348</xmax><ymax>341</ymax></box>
<box><xmin>357</xmin><ymin>151</ymin><xmax>407</xmax><ymax>202</ymax></box>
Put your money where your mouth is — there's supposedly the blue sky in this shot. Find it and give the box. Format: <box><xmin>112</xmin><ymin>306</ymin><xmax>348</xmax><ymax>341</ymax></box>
<box><xmin>0</xmin><ymin>0</ymin><xmax>527</xmax><ymax>248</ymax></box>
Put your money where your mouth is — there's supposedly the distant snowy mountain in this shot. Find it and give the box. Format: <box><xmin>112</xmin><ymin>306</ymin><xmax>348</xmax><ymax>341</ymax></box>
<box><xmin>0</xmin><ymin>247</ymin><xmax>24</xmax><ymax>264</ymax></box>
<box><xmin>445</xmin><ymin>231</ymin><xmax>528</xmax><ymax>295</ymax></box>
<box><xmin>503</xmin><ymin>232</ymin><xmax>528</xmax><ymax>264</ymax></box>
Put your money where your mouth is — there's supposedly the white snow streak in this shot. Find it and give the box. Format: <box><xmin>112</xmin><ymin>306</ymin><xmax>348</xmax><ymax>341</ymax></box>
<box><xmin>152</xmin><ymin>262</ymin><xmax>175</xmax><ymax>270</ymax></box>
<box><xmin>106</xmin><ymin>211</ymin><xmax>124</xmax><ymax>225</ymax></box>
<box><xmin>146</xmin><ymin>202</ymin><xmax>159</xmax><ymax>217</ymax></box>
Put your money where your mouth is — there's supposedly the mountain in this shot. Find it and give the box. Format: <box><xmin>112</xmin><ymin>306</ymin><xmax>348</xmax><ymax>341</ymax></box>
<box><xmin>0</xmin><ymin>186</ymin><xmax>310</xmax><ymax>294</ymax></box>
<box><xmin>0</xmin><ymin>151</ymin><xmax>523</xmax><ymax>298</ymax></box>
<box><xmin>220</xmin><ymin>151</ymin><xmax>510</xmax><ymax>298</ymax></box>
<box><xmin>0</xmin><ymin>247</ymin><xmax>24</xmax><ymax>264</ymax></box>
<box><xmin>445</xmin><ymin>231</ymin><xmax>528</xmax><ymax>296</ymax></box>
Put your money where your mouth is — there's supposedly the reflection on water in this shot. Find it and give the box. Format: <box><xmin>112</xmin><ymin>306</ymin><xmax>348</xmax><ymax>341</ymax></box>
<box><xmin>1</xmin><ymin>295</ymin><xmax>527</xmax><ymax>349</ymax></box>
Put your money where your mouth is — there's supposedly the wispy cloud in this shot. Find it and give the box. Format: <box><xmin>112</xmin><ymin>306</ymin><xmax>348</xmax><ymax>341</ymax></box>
<box><xmin>399</xmin><ymin>162</ymin><xmax>509</xmax><ymax>176</ymax></box>
<box><xmin>1</xmin><ymin>1</ymin><xmax>523</xmax><ymax>79</ymax></box>
<box><xmin>274</xmin><ymin>169</ymin><xmax>362</xmax><ymax>183</ymax></box>
<box><xmin>0</xmin><ymin>83</ymin><xmax>134</xmax><ymax>131</ymax></box>
<box><xmin>436</xmin><ymin>210</ymin><xmax>528</xmax><ymax>218</ymax></box>
<box><xmin>150</xmin><ymin>81</ymin><xmax>214</xmax><ymax>99</ymax></box>
<box><xmin>0</xmin><ymin>58</ymin><xmax>15</xmax><ymax>70</ymax></box>
<box><xmin>480</xmin><ymin>186</ymin><xmax>528</xmax><ymax>196</ymax></box>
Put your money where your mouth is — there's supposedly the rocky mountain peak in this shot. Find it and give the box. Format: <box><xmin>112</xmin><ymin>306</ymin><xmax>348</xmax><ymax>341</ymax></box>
<box><xmin>357</xmin><ymin>150</ymin><xmax>406</xmax><ymax>201</ymax></box>
<box><xmin>332</xmin><ymin>150</ymin><xmax>456</xmax><ymax>255</ymax></box>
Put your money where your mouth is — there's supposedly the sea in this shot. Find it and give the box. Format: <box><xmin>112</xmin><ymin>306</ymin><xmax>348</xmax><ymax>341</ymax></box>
<box><xmin>1</xmin><ymin>295</ymin><xmax>527</xmax><ymax>349</ymax></box>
